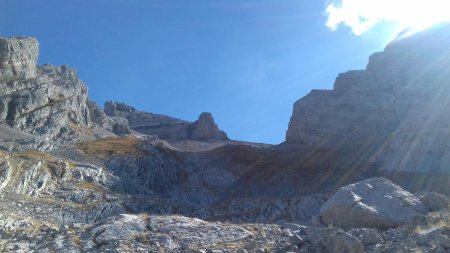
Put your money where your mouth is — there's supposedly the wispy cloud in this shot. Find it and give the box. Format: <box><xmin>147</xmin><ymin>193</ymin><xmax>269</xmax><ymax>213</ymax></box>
<box><xmin>325</xmin><ymin>0</ymin><xmax>450</xmax><ymax>35</ymax></box>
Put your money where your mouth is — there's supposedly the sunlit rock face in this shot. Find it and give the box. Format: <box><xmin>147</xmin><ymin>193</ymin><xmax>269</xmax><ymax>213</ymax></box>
<box><xmin>286</xmin><ymin>24</ymin><xmax>450</xmax><ymax>173</ymax></box>
<box><xmin>319</xmin><ymin>177</ymin><xmax>426</xmax><ymax>230</ymax></box>
<box><xmin>0</xmin><ymin>37</ymin><xmax>39</xmax><ymax>82</ymax></box>
<box><xmin>0</xmin><ymin>37</ymin><xmax>91</xmax><ymax>139</ymax></box>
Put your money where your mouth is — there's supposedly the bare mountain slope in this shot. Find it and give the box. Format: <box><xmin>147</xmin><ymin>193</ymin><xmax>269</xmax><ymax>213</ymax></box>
<box><xmin>0</xmin><ymin>25</ymin><xmax>449</xmax><ymax>252</ymax></box>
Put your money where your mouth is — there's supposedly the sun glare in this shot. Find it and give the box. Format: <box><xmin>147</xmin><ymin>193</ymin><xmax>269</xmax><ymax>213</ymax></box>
<box><xmin>326</xmin><ymin>0</ymin><xmax>450</xmax><ymax>35</ymax></box>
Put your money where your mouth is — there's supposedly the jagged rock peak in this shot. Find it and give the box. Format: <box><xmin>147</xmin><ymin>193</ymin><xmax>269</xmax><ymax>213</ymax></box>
<box><xmin>286</xmin><ymin>24</ymin><xmax>450</xmax><ymax>173</ymax></box>
<box><xmin>0</xmin><ymin>37</ymin><xmax>39</xmax><ymax>82</ymax></box>
<box><xmin>189</xmin><ymin>112</ymin><xmax>228</xmax><ymax>141</ymax></box>
<box><xmin>198</xmin><ymin>112</ymin><xmax>214</xmax><ymax>121</ymax></box>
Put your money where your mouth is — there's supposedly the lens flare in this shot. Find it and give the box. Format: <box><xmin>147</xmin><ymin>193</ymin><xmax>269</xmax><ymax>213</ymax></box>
<box><xmin>326</xmin><ymin>0</ymin><xmax>450</xmax><ymax>35</ymax></box>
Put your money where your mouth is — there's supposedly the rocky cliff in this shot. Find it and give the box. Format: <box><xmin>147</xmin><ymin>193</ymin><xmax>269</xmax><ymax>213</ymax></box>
<box><xmin>0</xmin><ymin>25</ymin><xmax>449</xmax><ymax>253</ymax></box>
<box><xmin>0</xmin><ymin>37</ymin><xmax>38</xmax><ymax>82</ymax></box>
<box><xmin>0</xmin><ymin>37</ymin><xmax>91</xmax><ymax>140</ymax></box>
<box><xmin>287</xmin><ymin>24</ymin><xmax>450</xmax><ymax>174</ymax></box>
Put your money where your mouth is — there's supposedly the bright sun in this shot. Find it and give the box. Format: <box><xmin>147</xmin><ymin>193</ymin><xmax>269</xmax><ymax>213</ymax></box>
<box><xmin>326</xmin><ymin>0</ymin><xmax>450</xmax><ymax>35</ymax></box>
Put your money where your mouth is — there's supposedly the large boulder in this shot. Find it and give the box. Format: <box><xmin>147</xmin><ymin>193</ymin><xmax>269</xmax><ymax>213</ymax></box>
<box><xmin>319</xmin><ymin>177</ymin><xmax>426</xmax><ymax>229</ymax></box>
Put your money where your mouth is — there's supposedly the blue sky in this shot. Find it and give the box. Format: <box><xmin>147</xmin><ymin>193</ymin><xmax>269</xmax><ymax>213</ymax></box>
<box><xmin>1</xmin><ymin>0</ymin><xmax>400</xmax><ymax>144</ymax></box>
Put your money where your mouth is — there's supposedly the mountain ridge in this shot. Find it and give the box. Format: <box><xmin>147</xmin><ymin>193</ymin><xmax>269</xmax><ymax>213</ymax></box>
<box><xmin>0</xmin><ymin>24</ymin><xmax>449</xmax><ymax>252</ymax></box>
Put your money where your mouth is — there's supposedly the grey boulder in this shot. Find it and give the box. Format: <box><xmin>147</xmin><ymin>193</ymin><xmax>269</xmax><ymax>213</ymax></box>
<box><xmin>319</xmin><ymin>177</ymin><xmax>426</xmax><ymax>229</ymax></box>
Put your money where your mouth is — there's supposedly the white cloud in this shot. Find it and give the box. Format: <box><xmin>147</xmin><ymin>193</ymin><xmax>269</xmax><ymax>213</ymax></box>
<box><xmin>325</xmin><ymin>0</ymin><xmax>450</xmax><ymax>35</ymax></box>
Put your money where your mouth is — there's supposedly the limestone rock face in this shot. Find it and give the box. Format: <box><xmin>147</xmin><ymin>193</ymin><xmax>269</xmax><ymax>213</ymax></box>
<box><xmin>286</xmin><ymin>25</ymin><xmax>450</xmax><ymax>173</ymax></box>
<box><xmin>0</xmin><ymin>63</ymin><xmax>90</xmax><ymax>139</ymax></box>
<box><xmin>319</xmin><ymin>177</ymin><xmax>426</xmax><ymax>229</ymax></box>
<box><xmin>0</xmin><ymin>37</ymin><xmax>139</xmax><ymax>139</ymax></box>
<box><xmin>0</xmin><ymin>37</ymin><xmax>38</xmax><ymax>82</ymax></box>
<box><xmin>0</xmin><ymin>37</ymin><xmax>94</xmax><ymax>139</ymax></box>
<box><xmin>105</xmin><ymin>101</ymin><xmax>228</xmax><ymax>141</ymax></box>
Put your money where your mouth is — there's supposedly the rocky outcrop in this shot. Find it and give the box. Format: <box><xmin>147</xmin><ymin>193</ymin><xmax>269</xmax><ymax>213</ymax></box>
<box><xmin>0</xmin><ymin>37</ymin><xmax>92</xmax><ymax>139</ymax></box>
<box><xmin>87</xmin><ymin>100</ymin><xmax>130</xmax><ymax>135</ymax></box>
<box><xmin>2</xmin><ymin>208</ymin><xmax>449</xmax><ymax>252</ymax></box>
<box><xmin>286</xmin><ymin>24</ymin><xmax>450</xmax><ymax>173</ymax></box>
<box><xmin>105</xmin><ymin>144</ymin><xmax>237</xmax><ymax>209</ymax></box>
<box><xmin>0</xmin><ymin>37</ymin><xmax>39</xmax><ymax>82</ymax></box>
<box><xmin>188</xmin><ymin>112</ymin><xmax>228</xmax><ymax>141</ymax></box>
<box><xmin>104</xmin><ymin>101</ymin><xmax>191</xmax><ymax>139</ymax></box>
<box><xmin>0</xmin><ymin>64</ymin><xmax>90</xmax><ymax>139</ymax></box>
<box><xmin>319</xmin><ymin>177</ymin><xmax>426</xmax><ymax>229</ymax></box>
<box><xmin>105</xmin><ymin>101</ymin><xmax>228</xmax><ymax>141</ymax></box>
<box><xmin>195</xmin><ymin>195</ymin><xmax>327</xmax><ymax>224</ymax></box>
<box><xmin>0</xmin><ymin>37</ymin><xmax>138</xmax><ymax>140</ymax></box>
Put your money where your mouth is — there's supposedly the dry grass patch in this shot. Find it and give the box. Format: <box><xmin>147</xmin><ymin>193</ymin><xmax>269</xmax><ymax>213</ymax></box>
<box><xmin>77</xmin><ymin>181</ymin><xmax>106</xmax><ymax>192</ymax></box>
<box><xmin>77</xmin><ymin>135</ymin><xmax>146</xmax><ymax>159</ymax></box>
<box><xmin>69</xmin><ymin>121</ymin><xmax>95</xmax><ymax>135</ymax></box>
<box><xmin>210</xmin><ymin>242</ymin><xmax>245</xmax><ymax>252</ymax></box>
<box><xmin>415</xmin><ymin>210</ymin><xmax>450</xmax><ymax>234</ymax></box>
<box><xmin>137</xmin><ymin>213</ymin><xmax>150</xmax><ymax>222</ymax></box>
<box><xmin>23</xmin><ymin>194</ymin><xmax>97</xmax><ymax>210</ymax></box>
<box><xmin>17</xmin><ymin>150</ymin><xmax>56</xmax><ymax>162</ymax></box>
<box><xmin>71</xmin><ymin>233</ymin><xmax>83</xmax><ymax>248</ymax></box>
<box><xmin>16</xmin><ymin>150</ymin><xmax>76</xmax><ymax>172</ymax></box>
